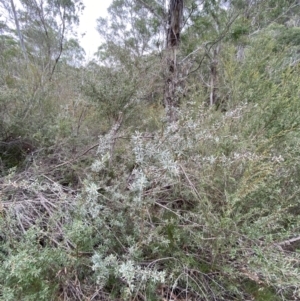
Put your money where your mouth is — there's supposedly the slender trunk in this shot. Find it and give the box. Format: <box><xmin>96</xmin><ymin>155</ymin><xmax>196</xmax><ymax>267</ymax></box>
<box><xmin>164</xmin><ymin>48</ymin><xmax>178</xmax><ymax>122</ymax></box>
<box><xmin>237</xmin><ymin>45</ymin><xmax>245</xmax><ymax>62</ymax></box>
<box><xmin>10</xmin><ymin>0</ymin><xmax>27</xmax><ymax>61</ymax></box>
<box><xmin>209</xmin><ymin>46</ymin><xmax>219</xmax><ymax>106</ymax></box>
<box><xmin>50</xmin><ymin>7</ymin><xmax>66</xmax><ymax>80</ymax></box>
<box><xmin>164</xmin><ymin>0</ymin><xmax>183</xmax><ymax>122</ymax></box>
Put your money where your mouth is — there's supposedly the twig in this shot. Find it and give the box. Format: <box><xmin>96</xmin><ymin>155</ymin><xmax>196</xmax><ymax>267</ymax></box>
<box><xmin>48</xmin><ymin>113</ymin><xmax>124</xmax><ymax>171</ymax></box>
<box><xmin>276</xmin><ymin>236</ymin><xmax>300</xmax><ymax>247</ymax></box>
<box><xmin>136</xmin><ymin>0</ymin><xmax>165</xmax><ymax>21</ymax></box>
<box><xmin>48</xmin><ymin>143</ymin><xmax>99</xmax><ymax>171</ymax></box>
<box><xmin>108</xmin><ymin>112</ymin><xmax>123</xmax><ymax>167</ymax></box>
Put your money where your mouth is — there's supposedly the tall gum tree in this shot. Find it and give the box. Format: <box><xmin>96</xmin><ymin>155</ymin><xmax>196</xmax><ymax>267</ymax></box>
<box><xmin>1</xmin><ymin>0</ymin><xmax>84</xmax><ymax>80</ymax></box>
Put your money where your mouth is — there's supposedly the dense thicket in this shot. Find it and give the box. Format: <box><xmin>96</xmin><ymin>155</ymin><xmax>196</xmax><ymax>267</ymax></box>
<box><xmin>1</xmin><ymin>0</ymin><xmax>300</xmax><ymax>300</ymax></box>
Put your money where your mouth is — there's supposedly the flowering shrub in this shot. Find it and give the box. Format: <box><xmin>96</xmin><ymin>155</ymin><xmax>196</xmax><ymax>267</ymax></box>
<box><xmin>1</xmin><ymin>26</ymin><xmax>300</xmax><ymax>301</ymax></box>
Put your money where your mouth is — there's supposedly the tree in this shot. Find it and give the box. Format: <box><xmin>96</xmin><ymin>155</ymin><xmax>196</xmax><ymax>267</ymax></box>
<box><xmin>0</xmin><ymin>0</ymin><xmax>84</xmax><ymax>79</ymax></box>
<box><xmin>175</xmin><ymin>0</ymin><xmax>239</xmax><ymax>109</ymax></box>
<box><xmin>10</xmin><ymin>0</ymin><xmax>28</xmax><ymax>61</ymax></box>
<box><xmin>93</xmin><ymin>0</ymin><xmax>166</xmax><ymax>126</ymax></box>
<box><xmin>21</xmin><ymin>0</ymin><xmax>83</xmax><ymax>78</ymax></box>
<box><xmin>96</xmin><ymin>0</ymin><xmax>163</xmax><ymax>64</ymax></box>
<box><xmin>60</xmin><ymin>38</ymin><xmax>85</xmax><ymax>67</ymax></box>
<box><xmin>164</xmin><ymin>0</ymin><xmax>184</xmax><ymax>121</ymax></box>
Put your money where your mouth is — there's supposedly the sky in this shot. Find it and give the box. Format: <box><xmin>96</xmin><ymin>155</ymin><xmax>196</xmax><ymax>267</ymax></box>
<box><xmin>78</xmin><ymin>0</ymin><xmax>112</xmax><ymax>58</ymax></box>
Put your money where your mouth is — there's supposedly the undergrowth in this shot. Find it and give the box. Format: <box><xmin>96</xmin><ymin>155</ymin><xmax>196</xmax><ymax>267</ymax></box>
<box><xmin>1</xmin><ymin>27</ymin><xmax>300</xmax><ymax>301</ymax></box>
<box><xmin>1</xmin><ymin>97</ymin><xmax>300</xmax><ymax>300</ymax></box>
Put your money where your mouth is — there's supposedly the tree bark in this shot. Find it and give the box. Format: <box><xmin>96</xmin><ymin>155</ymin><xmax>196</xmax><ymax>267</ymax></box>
<box><xmin>164</xmin><ymin>0</ymin><xmax>183</xmax><ymax>122</ymax></box>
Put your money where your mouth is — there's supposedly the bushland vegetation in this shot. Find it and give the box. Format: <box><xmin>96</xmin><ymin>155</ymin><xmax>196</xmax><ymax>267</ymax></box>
<box><xmin>1</xmin><ymin>0</ymin><xmax>300</xmax><ymax>300</ymax></box>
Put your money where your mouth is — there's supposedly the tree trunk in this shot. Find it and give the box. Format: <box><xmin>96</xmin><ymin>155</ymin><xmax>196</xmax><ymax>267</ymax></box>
<box><xmin>164</xmin><ymin>0</ymin><xmax>183</xmax><ymax>122</ymax></box>
<box><xmin>10</xmin><ymin>0</ymin><xmax>27</xmax><ymax>61</ymax></box>
<box><xmin>210</xmin><ymin>46</ymin><xmax>220</xmax><ymax>106</ymax></box>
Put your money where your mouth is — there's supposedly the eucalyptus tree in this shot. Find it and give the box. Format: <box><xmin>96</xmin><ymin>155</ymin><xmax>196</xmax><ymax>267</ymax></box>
<box><xmin>137</xmin><ymin>0</ymin><xmax>238</xmax><ymax>113</ymax></box>
<box><xmin>0</xmin><ymin>0</ymin><xmax>84</xmax><ymax>79</ymax></box>
<box><xmin>96</xmin><ymin>0</ymin><xmax>185</xmax><ymax>121</ymax></box>
<box><xmin>93</xmin><ymin>0</ymin><xmax>166</xmax><ymax>123</ymax></box>
<box><xmin>20</xmin><ymin>0</ymin><xmax>84</xmax><ymax>78</ymax></box>
<box><xmin>96</xmin><ymin>0</ymin><xmax>243</xmax><ymax>120</ymax></box>
<box><xmin>96</xmin><ymin>0</ymin><xmax>164</xmax><ymax>65</ymax></box>
<box><xmin>227</xmin><ymin>0</ymin><xmax>300</xmax><ymax>28</ymax></box>
<box><xmin>10</xmin><ymin>0</ymin><xmax>27</xmax><ymax>61</ymax></box>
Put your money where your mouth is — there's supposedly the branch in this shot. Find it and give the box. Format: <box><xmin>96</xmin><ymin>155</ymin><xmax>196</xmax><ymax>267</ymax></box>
<box><xmin>48</xmin><ymin>112</ymin><xmax>124</xmax><ymax>171</ymax></box>
<box><xmin>48</xmin><ymin>143</ymin><xmax>100</xmax><ymax>171</ymax></box>
<box><xmin>135</xmin><ymin>0</ymin><xmax>165</xmax><ymax>22</ymax></box>
<box><xmin>189</xmin><ymin>13</ymin><xmax>239</xmax><ymax>75</ymax></box>
<box><xmin>276</xmin><ymin>236</ymin><xmax>300</xmax><ymax>247</ymax></box>
<box><xmin>50</xmin><ymin>6</ymin><xmax>66</xmax><ymax>80</ymax></box>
